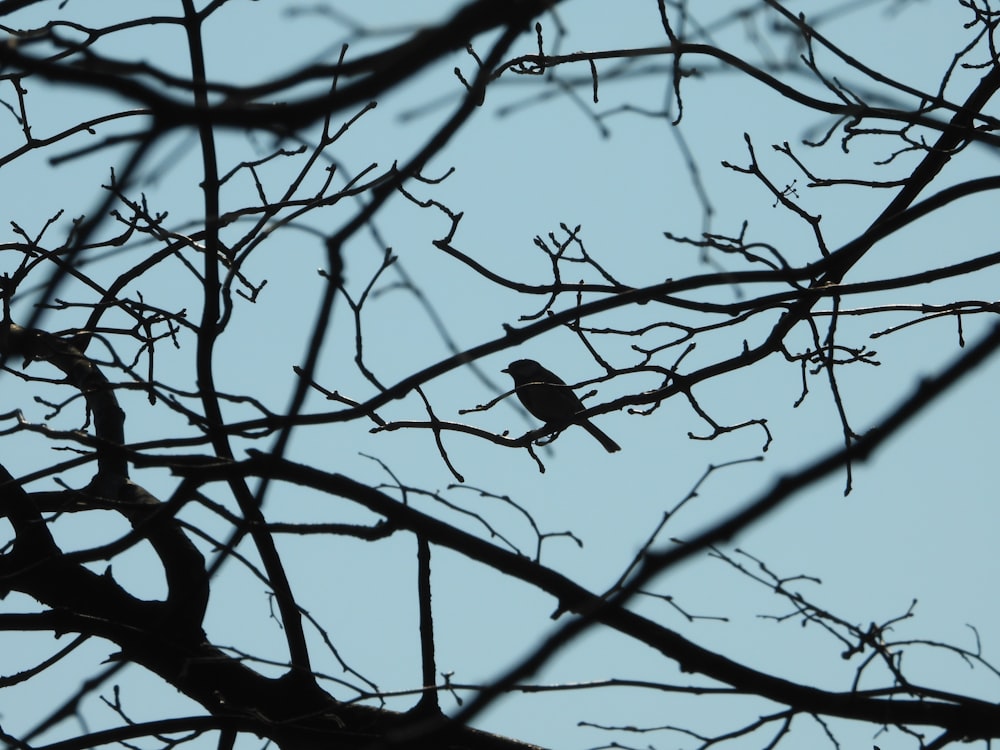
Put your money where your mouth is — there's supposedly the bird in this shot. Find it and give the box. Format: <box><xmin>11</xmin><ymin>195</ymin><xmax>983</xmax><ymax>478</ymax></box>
<box><xmin>502</xmin><ymin>359</ymin><xmax>621</xmax><ymax>453</ymax></box>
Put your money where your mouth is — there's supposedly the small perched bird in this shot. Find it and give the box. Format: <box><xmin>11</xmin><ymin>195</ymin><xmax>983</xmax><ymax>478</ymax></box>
<box><xmin>502</xmin><ymin>359</ymin><xmax>621</xmax><ymax>453</ymax></box>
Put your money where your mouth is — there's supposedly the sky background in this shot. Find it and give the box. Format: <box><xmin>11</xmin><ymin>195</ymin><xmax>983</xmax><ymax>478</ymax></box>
<box><xmin>1</xmin><ymin>2</ymin><xmax>999</xmax><ymax>749</ymax></box>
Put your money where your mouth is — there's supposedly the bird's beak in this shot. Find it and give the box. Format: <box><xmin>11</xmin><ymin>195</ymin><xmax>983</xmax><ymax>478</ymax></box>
<box><xmin>501</xmin><ymin>366</ymin><xmax>510</xmax><ymax>374</ymax></box>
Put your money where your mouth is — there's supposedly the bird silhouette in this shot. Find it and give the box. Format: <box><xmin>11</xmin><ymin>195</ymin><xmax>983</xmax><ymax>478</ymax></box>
<box><xmin>502</xmin><ymin>359</ymin><xmax>621</xmax><ymax>453</ymax></box>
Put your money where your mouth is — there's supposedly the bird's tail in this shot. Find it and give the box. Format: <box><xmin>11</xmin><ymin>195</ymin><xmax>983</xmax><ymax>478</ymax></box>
<box><xmin>582</xmin><ymin>420</ymin><xmax>621</xmax><ymax>453</ymax></box>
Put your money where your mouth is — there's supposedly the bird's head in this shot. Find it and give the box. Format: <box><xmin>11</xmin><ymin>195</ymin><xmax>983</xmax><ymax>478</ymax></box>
<box><xmin>502</xmin><ymin>359</ymin><xmax>539</xmax><ymax>378</ymax></box>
